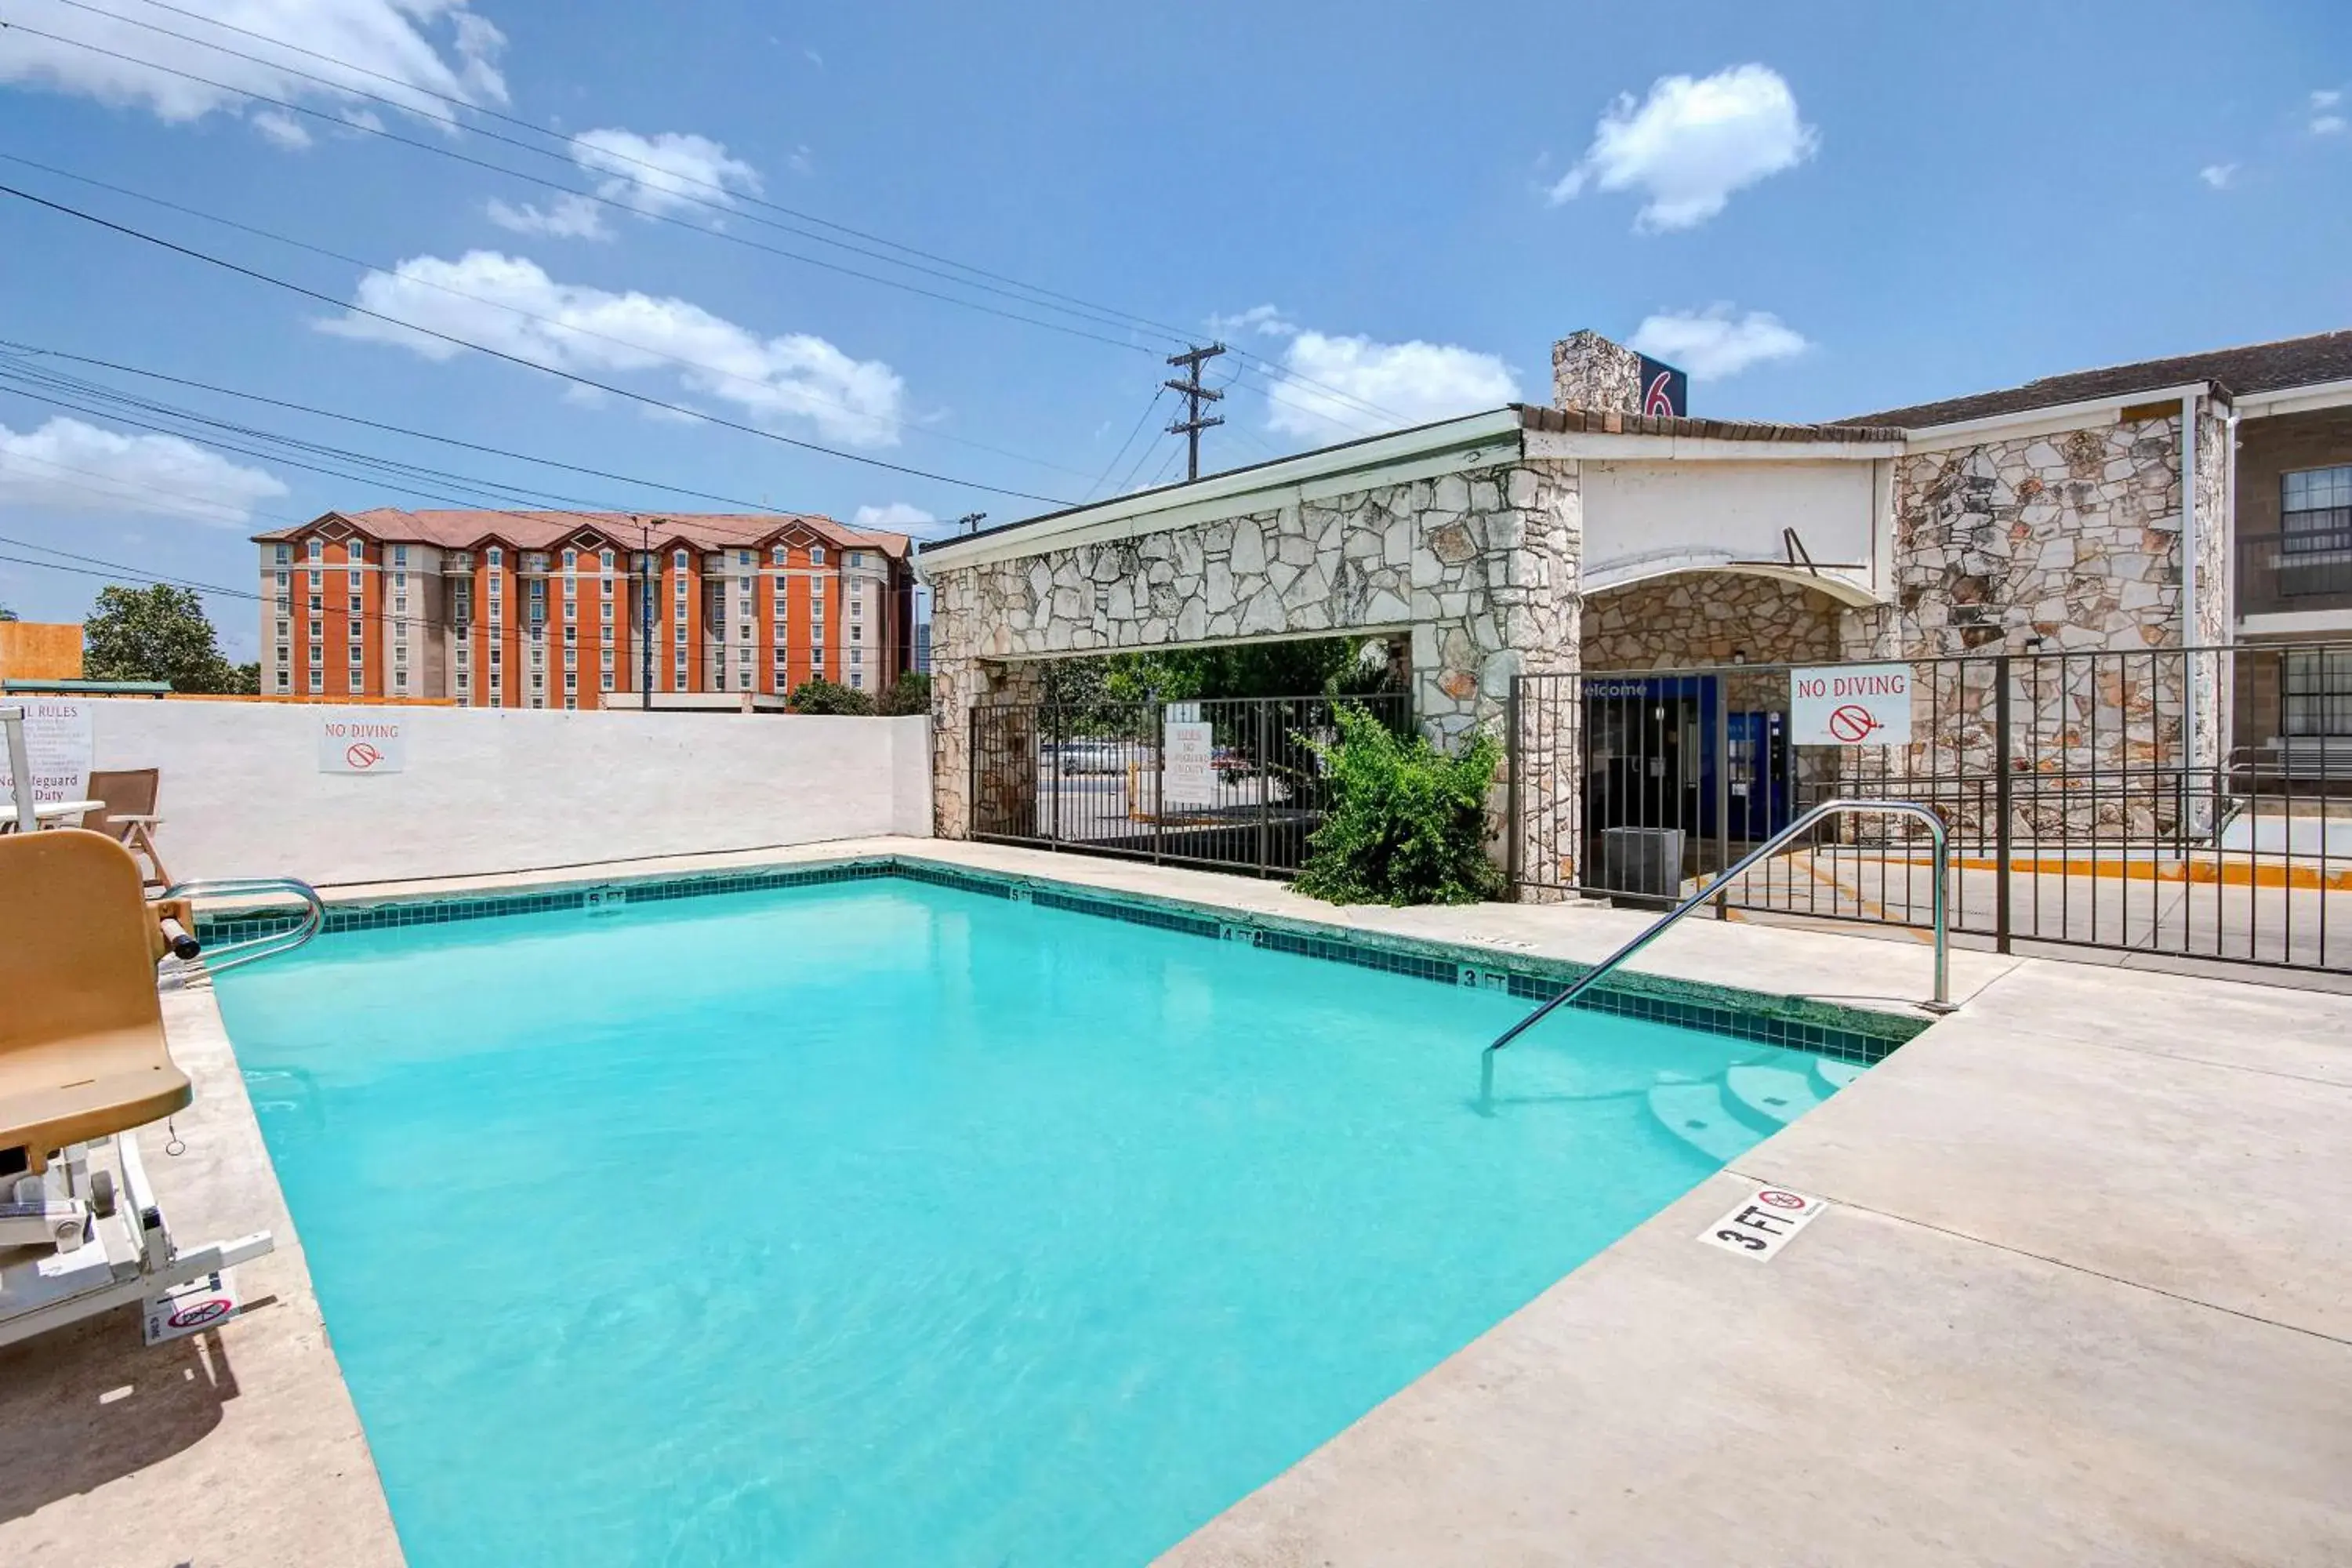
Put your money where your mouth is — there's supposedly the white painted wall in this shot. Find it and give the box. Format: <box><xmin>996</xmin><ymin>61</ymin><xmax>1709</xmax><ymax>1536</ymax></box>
<box><xmin>86</xmin><ymin>702</ymin><xmax>931</xmax><ymax>887</ymax></box>
<box><xmin>1578</xmin><ymin>459</ymin><xmax>1884</xmax><ymax>600</ymax></box>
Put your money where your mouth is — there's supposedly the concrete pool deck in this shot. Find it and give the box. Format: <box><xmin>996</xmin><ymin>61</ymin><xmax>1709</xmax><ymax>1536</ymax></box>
<box><xmin>2</xmin><ymin>836</ymin><xmax>2344</xmax><ymax>1566</ymax></box>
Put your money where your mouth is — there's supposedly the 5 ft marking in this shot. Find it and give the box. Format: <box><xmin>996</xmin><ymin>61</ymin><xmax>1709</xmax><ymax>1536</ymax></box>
<box><xmin>1697</xmin><ymin>1185</ymin><xmax>1828</xmax><ymax>1261</ymax></box>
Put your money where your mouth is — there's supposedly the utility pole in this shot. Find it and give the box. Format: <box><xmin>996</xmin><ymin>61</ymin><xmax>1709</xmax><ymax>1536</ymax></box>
<box><xmin>956</xmin><ymin>512</ymin><xmax>987</xmax><ymax>535</ymax></box>
<box><xmin>1164</xmin><ymin>343</ymin><xmax>1225</xmax><ymax>482</ymax></box>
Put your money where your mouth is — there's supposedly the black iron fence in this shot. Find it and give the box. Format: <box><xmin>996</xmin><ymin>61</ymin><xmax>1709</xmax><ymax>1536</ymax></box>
<box><xmin>1513</xmin><ymin>643</ymin><xmax>2352</xmax><ymax>974</ymax></box>
<box><xmin>971</xmin><ymin>691</ymin><xmax>1413</xmax><ymax>876</ymax></box>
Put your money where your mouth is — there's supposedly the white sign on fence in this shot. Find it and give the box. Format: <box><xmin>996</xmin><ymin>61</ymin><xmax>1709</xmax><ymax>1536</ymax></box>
<box><xmin>1789</xmin><ymin>663</ymin><xmax>1913</xmax><ymax>746</ymax></box>
<box><xmin>1161</xmin><ymin>719</ymin><xmax>1215</xmax><ymax>805</ymax></box>
<box><xmin>0</xmin><ymin>699</ymin><xmax>94</xmax><ymax>804</ymax></box>
<box><xmin>318</xmin><ymin>712</ymin><xmax>408</xmax><ymax>775</ymax></box>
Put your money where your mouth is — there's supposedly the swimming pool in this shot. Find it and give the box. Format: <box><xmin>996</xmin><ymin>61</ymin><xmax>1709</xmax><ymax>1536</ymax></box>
<box><xmin>215</xmin><ymin>869</ymin><xmax>1869</xmax><ymax>1566</ymax></box>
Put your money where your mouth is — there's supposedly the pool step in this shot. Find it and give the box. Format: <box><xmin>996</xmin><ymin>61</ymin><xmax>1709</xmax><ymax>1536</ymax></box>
<box><xmin>1722</xmin><ymin>1065</ymin><xmax>1828</xmax><ymax>1133</ymax></box>
<box><xmin>1645</xmin><ymin>1083</ymin><xmax>1757</xmax><ymax>1166</ymax></box>
<box><xmin>1649</xmin><ymin>1058</ymin><xmax>1866</xmax><ymax>1166</ymax></box>
<box><xmin>1812</xmin><ymin>1058</ymin><xmax>1867</xmax><ymax>1095</ymax></box>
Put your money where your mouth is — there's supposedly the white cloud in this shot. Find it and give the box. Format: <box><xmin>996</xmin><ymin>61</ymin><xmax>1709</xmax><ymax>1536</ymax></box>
<box><xmin>1628</xmin><ymin>306</ymin><xmax>1809</xmax><ymax>381</ymax></box>
<box><xmin>0</xmin><ymin>416</ymin><xmax>287</xmax><ymax>526</ymax></box>
<box><xmin>317</xmin><ymin>250</ymin><xmax>906</xmax><ymax>447</ymax></box>
<box><xmin>1547</xmin><ymin>64</ymin><xmax>1817</xmax><ymax>230</ymax></box>
<box><xmin>486</xmin><ymin>192</ymin><xmax>608</xmax><ymax>239</ymax></box>
<box><xmin>1209</xmin><ymin>304</ymin><xmax>1298</xmax><ymax>339</ymax></box>
<box><xmin>0</xmin><ymin>0</ymin><xmax>506</xmax><ymax>139</ymax></box>
<box><xmin>570</xmin><ymin>128</ymin><xmax>761</xmax><ymax>219</ymax></box>
<box><xmin>2198</xmin><ymin>162</ymin><xmax>2238</xmax><ymax>189</ymax></box>
<box><xmin>851</xmin><ymin>503</ymin><xmax>935</xmax><ymax>535</ymax></box>
<box><xmin>2313</xmin><ymin>114</ymin><xmax>2347</xmax><ymax>136</ymax></box>
<box><xmin>251</xmin><ymin>107</ymin><xmax>312</xmax><ymax>149</ymax></box>
<box><xmin>1262</xmin><ymin>328</ymin><xmax>1519</xmax><ymax>441</ymax></box>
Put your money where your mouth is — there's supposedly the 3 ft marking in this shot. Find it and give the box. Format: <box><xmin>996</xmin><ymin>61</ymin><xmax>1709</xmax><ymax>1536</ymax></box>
<box><xmin>1697</xmin><ymin>1185</ymin><xmax>1828</xmax><ymax>1262</ymax></box>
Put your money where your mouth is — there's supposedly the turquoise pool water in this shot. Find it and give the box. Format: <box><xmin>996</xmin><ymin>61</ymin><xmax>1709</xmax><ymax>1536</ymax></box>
<box><xmin>216</xmin><ymin>877</ymin><xmax>1846</xmax><ymax>1566</ymax></box>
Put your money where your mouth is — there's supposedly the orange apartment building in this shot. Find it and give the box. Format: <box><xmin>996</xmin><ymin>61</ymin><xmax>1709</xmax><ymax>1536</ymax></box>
<box><xmin>251</xmin><ymin>510</ymin><xmax>916</xmax><ymax>710</ymax></box>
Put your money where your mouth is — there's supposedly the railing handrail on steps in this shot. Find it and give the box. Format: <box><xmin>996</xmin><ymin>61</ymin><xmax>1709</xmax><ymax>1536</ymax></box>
<box><xmin>1485</xmin><ymin>798</ymin><xmax>1955</xmax><ymax>1065</ymax></box>
<box><xmin>161</xmin><ymin>877</ymin><xmax>325</xmax><ymax>975</ymax></box>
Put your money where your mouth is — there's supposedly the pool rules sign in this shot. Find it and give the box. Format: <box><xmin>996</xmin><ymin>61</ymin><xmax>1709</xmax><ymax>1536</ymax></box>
<box><xmin>1789</xmin><ymin>663</ymin><xmax>1913</xmax><ymax>747</ymax></box>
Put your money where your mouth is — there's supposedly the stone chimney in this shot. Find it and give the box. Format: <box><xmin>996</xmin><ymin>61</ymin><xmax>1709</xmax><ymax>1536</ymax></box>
<box><xmin>1551</xmin><ymin>330</ymin><xmax>1646</xmax><ymax>414</ymax></box>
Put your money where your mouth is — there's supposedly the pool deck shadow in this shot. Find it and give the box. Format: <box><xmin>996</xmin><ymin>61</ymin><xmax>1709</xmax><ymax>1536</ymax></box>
<box><xmin>6</xmin><ymin>834</ymin><xmax>2345</xmax><ymax>1566</ymax></box>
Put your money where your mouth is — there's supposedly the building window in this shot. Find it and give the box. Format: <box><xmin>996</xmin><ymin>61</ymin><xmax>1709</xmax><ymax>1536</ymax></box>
<box><xmin>673</xmin><ymin>549</ymin><xmax>688</xmax><ymax>568</ymax></box>
<box><xmin>601</xmin><ymin>673</ymin><xmax>615</xmax><ymax>691</ymax></box>
<box><xmin>851</xmin><ymin>625</ymin><xmax>862</xmax><ymax>643</ymax></box>
<box><xmin>348</xmin><ymin>596</ymin><xmax>363</xmax><ymax>615</ymax></box>
<box><xmin>2284</xmin><ymin>648</ymin><xmax>2352</xmax><ymax>737</ymax></box>
<box><xmin>673</xmin><ymin>624</ymin><xmax>688</xmax><ymax>646</ymax></box>
<box><xmin>456</xmin><ymin>646</ymin><xmax>470</xmax><ymax>667</ymax></box>
<box><xmin>850</xmin><ymin>671</ymin><xmax>863</xmax><ymax>689</ymax></box>
<box><xmin>394</xmin><ymin>546</ymin><xmax>408</xmax><ymax>566</ymax></box>
<box><xmin>307</xmin><ymin>539</ymin><xmax>322</xmax><ymax>561</ymax></box>
<box><xmin>563</xmin><ymin>549</ymin><xmax>577</xmax><ymax>570</ymax></box>
<box><xmin>275</xmin><ymin>670</ymin><xmax>290</xmax><ymax>691</ymax></box>
<box><xmin>2283</xmin><ymin>464</ymin><xmax>2352</xmax><ymax>552</ymax></box>
<box><xmin>275</xmin><ymin>571</ymin><xmax>289</xmax><ymax>588</ymax></box>
<box><xmin>601</xmin><ymin>548</ymin><xmax>615</xmax><ymax>570</ymax></box>
<box><xmin>849</xmin><ymin>648</ymin><xmax>862</xmax><ymax>667</ymax></box>
<box><xmin>488</xmin><ymin>546</ymin><xmax>503</xmax><ymax>566</ymax></box>
<box><xmin>771</xmin><ymin>546</ymin><xmax>787</xmax><ymax>564</ymax></box>
<box><xmin>275</xmin><ymin>644</ymin><xmax>289</xmax><ymax>664</ymax></box>
<box><xmin>274</xmin><ymin>544</ymin><xmax>291</xmax><ymax>565</ymax></box>
<box><xmin>601</xmin><ymin>601</ymin><xmax>614</xmax><ymax>623</ymax></box>
<box><xmin>601</xmin><ymin>648</ymin><xmax>615</xmax><ymax>670</ymax></box>
<box><xmin>310</xmin><ymin>569</ymin><xmax>322</xmax><ymax>590</ymax></box>
<box><xmin>394</xmin><ymin>670</ymin><xmax>408</xmax><ymax>691</ymax></box>
<box><xmin>348</xmin><ymin>670</ymin><xmax>365</xmax><ymax>693</ymax></box>
<box><xmin>349</xmin><ymin>644</ymin><xmax>364</xmax><ymax>665</ymax></box>
<box><xmin>811</xmin><ymin>547</ymin><xmax>826</xmax><ymax>566</ymax></box>
<box><xmin>275</xmin><ymin>619</ymin><xmax>289</xmax><ymax>638</ymax></box>
<box><xmin>812</xmin><ymin>645</ymin><xmax>825</xmax><ymax>669</ymax></box>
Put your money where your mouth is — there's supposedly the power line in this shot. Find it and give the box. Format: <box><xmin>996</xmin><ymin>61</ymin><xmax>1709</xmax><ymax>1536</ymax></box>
<box><xmin>1163</xmin><ymin>343</ymin><xmax>1226</xmax><ymax>483</ymax></box>
<box><xmin>9</xmin><ymin>2</ymin><xmax>1423</xmax><ymax>433</ymax></box>
<box><xmin>0</xmin><ymin>338</ymin><xmax>977</xmax><ymax>526</ymax></box>
<box><xmin>48</xmin><ymin>0</ymin><xmax>1185</xmax><ymax>346</ymax></box>
<box><xmin>1087</xmin><ymin>387</ymin><xmax>1166</xmax><ymax>499</ymax></box>
<box><xmin>0</xmin><ymin>153</ymin><xmax>1100</xmax><ymax>483</ymax></box>
<box><xmin>0</xmin><ymin>181</ymin><xmax>1080</xmax><ymax>507</ymax></box>
<box><xmin>0</xmin><ymin>15</ymin><xmax>1164</xmax><ymax>358</ymax></box>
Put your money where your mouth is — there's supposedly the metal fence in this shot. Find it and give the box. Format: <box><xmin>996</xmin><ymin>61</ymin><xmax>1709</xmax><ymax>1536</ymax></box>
<box><xmin>1512</xmin><ymin>642</ymin><xmax>2352</xmax><ymax>974</ymax></box>
<box><xmin>971</xmin><ymin>691</ymin><xmax>1413</xmax><ymax>877</ymax></box>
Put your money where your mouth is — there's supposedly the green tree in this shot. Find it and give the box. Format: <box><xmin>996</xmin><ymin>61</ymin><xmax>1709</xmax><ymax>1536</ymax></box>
<box><xmin>877</xmin><ymin>672</ymin><xmax>931</xmax><ymax>716</ymax></box>
<box><xmin>82</xmin><ymin>584</ymin><xmax>248</xmax><ymax>692</ymax></box>
<box><xmin>787</xmin><ymin>677</ymin><xmax>877</xmax><ymax>716</ymax></box>
<box><xmin>0</xmin><ymin>604</ymin><xmax>19</xmax><ymax>622</ymax></box>
<box><xmin>1294</xmin><ymin>705</ymin><xmax>1505</xmax><ymax>907</ymax></box>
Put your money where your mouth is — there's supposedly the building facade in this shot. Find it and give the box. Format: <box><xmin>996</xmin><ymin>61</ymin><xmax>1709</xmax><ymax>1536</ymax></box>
<box><xmin>252</xmin><ymin>510</ymin><xmax>916</xmax><ymax>710</ymax></box>
<box><xmin>919</xmin><ymin>326</ymin><xmax>2352</xmax><ymax>855</ymax></box>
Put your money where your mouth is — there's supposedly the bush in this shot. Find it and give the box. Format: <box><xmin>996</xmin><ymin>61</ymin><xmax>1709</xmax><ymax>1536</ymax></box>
<box><xmin>787</xmin><ymin>678</ymin><xmax>877</xmax><ymax>716</ymax></box>
<box><xmin>1294</xmin><ymin>706</ymin><xmax>1504</xmax><ymax>907</ymax></box>
<box><xmin>877</xmin><ymin>672</ymin><xmax>931</xmax><ymax>716</ymax></box>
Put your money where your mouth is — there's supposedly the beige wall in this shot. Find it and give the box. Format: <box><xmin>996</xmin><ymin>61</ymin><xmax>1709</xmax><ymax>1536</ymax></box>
<box><xmin>87</xmin><ymin>701</ymin><xmax>931</xmax><ymax>887</ymax></box>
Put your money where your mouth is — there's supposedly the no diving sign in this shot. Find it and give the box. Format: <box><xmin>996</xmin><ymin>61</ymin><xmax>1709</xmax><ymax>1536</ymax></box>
<box><xmin>1697</xmin><ymin>1185</ymin><xmax>1829</xmax><ymax>1262</ymax></box>
<box><xmin>1789</xmin><ymin>663</ymin><xmax>1912</xmax><ymax>747</ymax></box>
<box><xmin>143</xmin><ymin>1268</ymin><xmax>244</xmax><ymax>1345</ymax></box>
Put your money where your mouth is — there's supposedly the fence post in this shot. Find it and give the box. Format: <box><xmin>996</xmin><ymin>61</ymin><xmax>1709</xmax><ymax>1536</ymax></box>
<box><xmin>1994</xmin><ymin>653</ymin><xmax>2013</xmax><ymax>955</ymax></box>
<box><xmin>1047</xmin><ymin>702</ymin><xmax>1062</xmax><ymax>851</ymax></box>
<box><xmin>1505</xmin><ymin>677</ymin><xmax>1522</xmax><ymax>891</ymax></box>
<box><xmin>1713</xmin><ymin>680</ymin><xmax>1731</xmax><ymax>920</ymax></box>
<box><xmin>1150</xmin><ymin>699</ymin><xmax>1164</xmax><ymax>866</ymax></box>
<box><xmin>1256</xmin><ymin>702</ymin><xmax>1272</xmax><ymax>878</ymax></box>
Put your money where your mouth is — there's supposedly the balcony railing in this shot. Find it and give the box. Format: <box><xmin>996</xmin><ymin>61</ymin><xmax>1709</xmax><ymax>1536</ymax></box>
<box><xmin>2239</xmin><ymin>521</ymin><xmax>2352</xmax><ymax>618</ymax></box>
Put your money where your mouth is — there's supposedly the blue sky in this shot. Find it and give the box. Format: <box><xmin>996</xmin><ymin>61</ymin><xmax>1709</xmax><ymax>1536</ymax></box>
<box><xmin>1</xmin><ymin>0</ymin><xmax>2347</xmax><ymax>655</ymax></box>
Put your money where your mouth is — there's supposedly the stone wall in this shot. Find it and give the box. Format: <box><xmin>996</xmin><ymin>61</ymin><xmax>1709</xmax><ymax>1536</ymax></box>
<box><xmin>927</xmin><ymin>462</ymin><xmax>1584</xmax><ymax>880</ymax></box>
<box><xmin>1581</xmin><ymin>572</ymin><xmax>1844</xmax><ymax>671</ymax></box>
<box><xmin>1551</xmin><ymin>330</ymin><xmax>1645</xmax><ymax>414</ymax></box>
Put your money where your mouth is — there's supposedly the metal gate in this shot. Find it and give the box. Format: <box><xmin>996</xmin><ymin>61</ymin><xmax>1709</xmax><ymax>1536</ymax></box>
<box><xmin>971</xmin><ymin>691</ymin><xmax>1413</xmax><ymax>877</ymax></box>
<box><xmin>1512</xmin><ymin>643</ymin><xmax>2351</xmax><ymax>974</ymax></box>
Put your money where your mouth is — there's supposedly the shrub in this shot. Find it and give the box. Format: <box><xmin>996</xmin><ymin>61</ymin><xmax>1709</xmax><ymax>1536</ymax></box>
<box><xmin>788</xmin><ymin>678</ymin><xmax>877</xmax><ymax>716</ymax></box>
<box><xmin>877</xmin><ymin>672</ymin><xmax>931</xmax><ymax>716</ymax></box>
<box><xmin>1294</xmin><ymin>706</ymin><xmax>1505</xmax><ymax>906</ymax></box>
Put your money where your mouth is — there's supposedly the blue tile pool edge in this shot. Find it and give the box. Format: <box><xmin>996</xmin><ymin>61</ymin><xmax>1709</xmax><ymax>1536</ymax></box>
<box><xmin>194</xmin><ymin>855</ymin><xmax>1929</xmax><ymax>1065</ymax></box>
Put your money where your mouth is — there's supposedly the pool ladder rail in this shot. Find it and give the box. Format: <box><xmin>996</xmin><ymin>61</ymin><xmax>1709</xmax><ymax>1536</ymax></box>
<box><xmin>158</xmin><ymin>877</ymin><xmax>326</xmax><ymax>977</ymax></box>
<box><xmin>1483</xmin><ymin>798</ymin><xmax>1956</xmax><ymax>1087</ymax></box>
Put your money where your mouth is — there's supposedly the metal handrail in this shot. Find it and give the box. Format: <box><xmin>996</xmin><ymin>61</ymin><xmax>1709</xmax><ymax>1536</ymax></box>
<box><xmin>1486</xmin><ymin>797</ymin><xmax>1955</xmax><ymax>1065</ymax></box>
<box><xmin>162</xmin><ymin>877</ymin><xmax>326</xmax><ymax>976</ymax></box>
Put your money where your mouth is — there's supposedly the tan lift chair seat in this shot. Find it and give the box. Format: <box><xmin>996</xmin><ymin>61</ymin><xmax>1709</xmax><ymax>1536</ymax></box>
<box><xmin>0</xmin><ymin>829</ymin><xmax>192</xmax><ymax>1171</ymax></box>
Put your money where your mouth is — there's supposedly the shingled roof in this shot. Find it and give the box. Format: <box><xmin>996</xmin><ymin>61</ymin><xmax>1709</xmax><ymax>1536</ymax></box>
<box><xmin>1853</xmin><ymin>328</ymin><xmax>2352</xmax><ymax>430</ymax></box>
<box><xmin>1517</xmin><ymin>405</ymin><xmax>1900</xmax><ymax>443</ymax></box>
<box><xmin>254</xmin><ymin>508</ymin><xmax>912</xmax><ymax>558</ymax></box>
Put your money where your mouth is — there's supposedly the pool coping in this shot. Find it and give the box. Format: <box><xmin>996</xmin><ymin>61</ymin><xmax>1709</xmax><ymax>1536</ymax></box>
<box><xmin>194</xmin><ymin>846</ymin><xmax>1933</xmax><ymax>1065</ymax></box>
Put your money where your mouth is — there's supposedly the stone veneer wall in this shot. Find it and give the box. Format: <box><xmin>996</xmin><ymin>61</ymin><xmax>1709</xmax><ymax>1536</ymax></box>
<box><xmin>1550</xmin><ymin>330</ymin><xmax>1646</xmax><ymax>415</ymax></box>
<box><xmin>1582</xmin><ymin>573</ymin><xmax>1844</xmax><ymax>670</ymax></box>
<box><xmin>927</xmin><ymin>463</ymin><xmax>1583</xmax><ymax>880</ymax></box>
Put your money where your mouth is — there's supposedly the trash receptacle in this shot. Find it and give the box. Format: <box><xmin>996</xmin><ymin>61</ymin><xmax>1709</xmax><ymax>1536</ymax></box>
<box><xmin>1596</xmin><ymin>826</ymin><xmax>1684</xmax><ymax>899</ymax></box>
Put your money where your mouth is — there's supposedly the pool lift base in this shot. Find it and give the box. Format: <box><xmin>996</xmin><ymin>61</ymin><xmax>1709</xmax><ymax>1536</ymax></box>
<box><xmin>0</xmin><ymin>1131</ymin><xmax>274</xmax><ymax>1351</ymax></box>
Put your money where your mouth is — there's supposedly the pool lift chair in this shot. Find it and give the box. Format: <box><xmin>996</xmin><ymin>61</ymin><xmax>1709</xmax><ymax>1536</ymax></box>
<box><xmin>0</xmin><ymin>825</ymin><xmax>289</xmax><ymax>1348</ymax></box>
